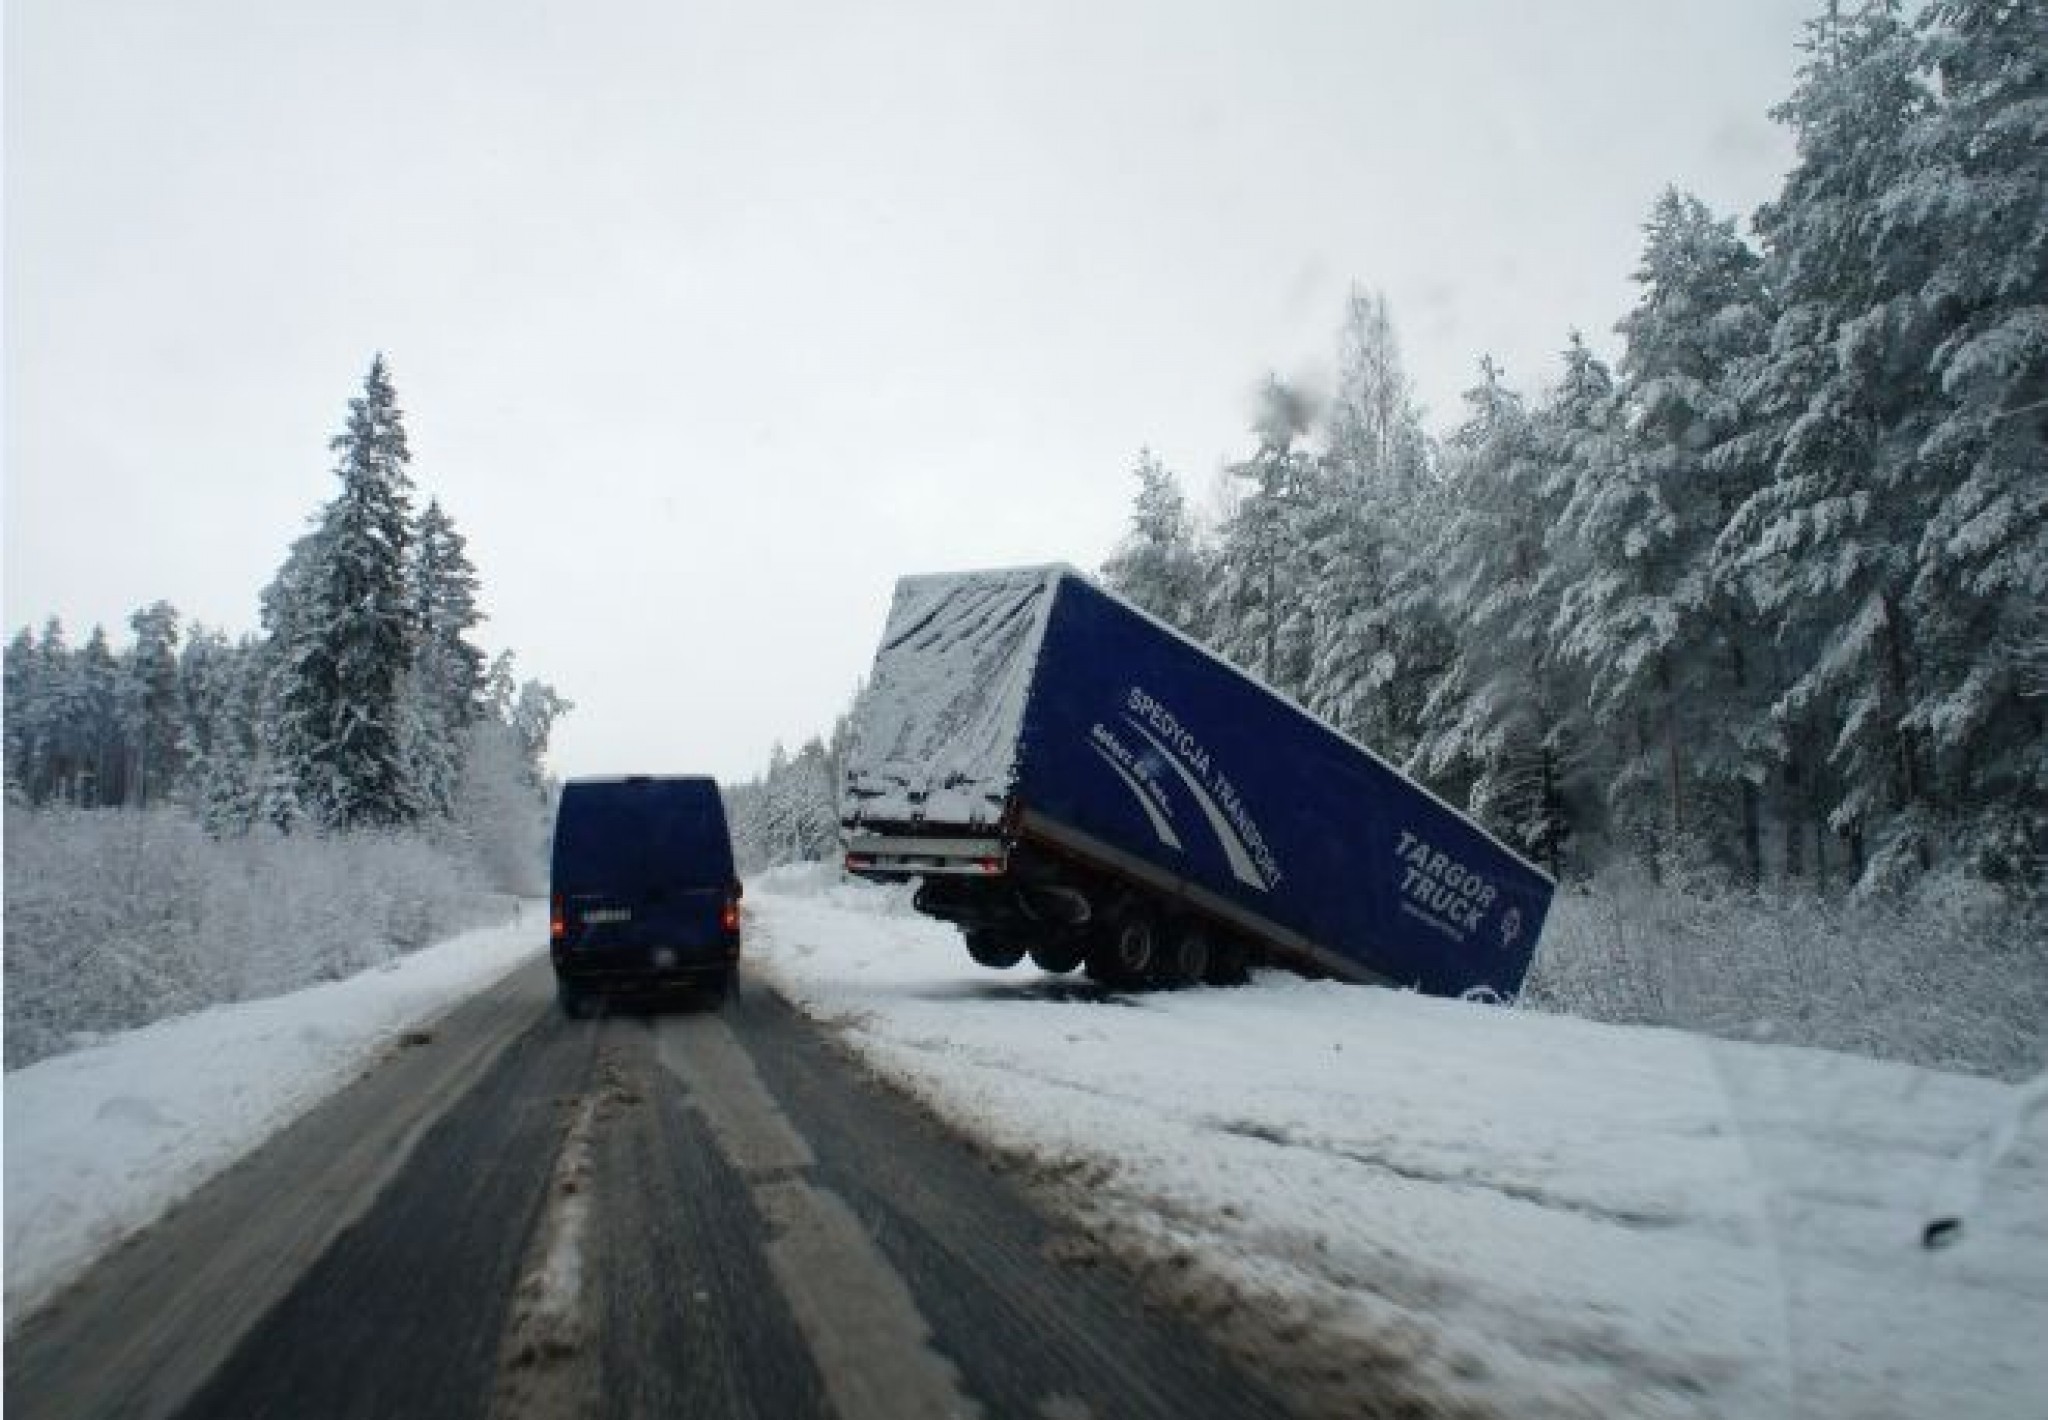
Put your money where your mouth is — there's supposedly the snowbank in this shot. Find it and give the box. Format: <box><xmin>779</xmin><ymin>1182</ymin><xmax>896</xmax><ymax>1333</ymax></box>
<box><xmin>1527</xmin><ymin>867</ymin><xmax>2047</xmax><ymax>1081</ymax></box>
<box><xmin>745</xmin><ymin>864</ymin><xmax>2048</xmax><ymax>1420</ymax></box>
<box><xmin>3</xmin><ymin>911</ymin><xmax>541</xmax><ymax>1321</ymax></box>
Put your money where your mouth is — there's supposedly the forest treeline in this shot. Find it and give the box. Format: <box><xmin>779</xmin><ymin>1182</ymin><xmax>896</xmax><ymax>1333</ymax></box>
<box><xmin>1100</xmin><ymin>0</ymin><xmax>2043</xmax><ymax>895</ymax></box>
<box><xmin>5</xmin><ymin>356</ymin><xmax>568</xmax><ymax>850</ymax></box>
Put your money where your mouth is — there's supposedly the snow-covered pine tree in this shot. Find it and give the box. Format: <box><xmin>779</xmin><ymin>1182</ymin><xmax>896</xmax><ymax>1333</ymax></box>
<box><xmin>1304</xmin><ymin>288</ymin><xmax>1441</xmax><ymax>764</ymax></box>
<box><xmin>274</xmin><ymin>355</ymin><xmax>420</xmax><ymax>829</ymax></box>
<box><xmin>178</xmin><ymin>628</ymin><xmax>264</xmax><ymax>835</ymax></box>
<box><xmin>1532</xmin><ymin>335</ymin><xmax>1628</xmax><ymax>857</ymax></box>
<box><xmin>1413</xmin><ymin>358</ymin><xmax>1584</xmax><ymax>873</ymax></box>
<box><xmin>74</xmin><ymin>625</ymin><xmax>123</xmax><ymax>807</ymax></box>
<box><xmin>1720</xmin><ymin>0</ymin><xmax>1941</xmax><ymax>888</ymax></box>
<box><xmin>404</xmin><ymin>498</ymin><xmax>489</xmax><ymax>819</ymax></box>
<box><xmin>122</xmin><ymin>601</ymin><xmax>183</xmax><ymax>807</ymax></box>
<box><xmin>1562</xmin><ymin>194</ymin><xmax>1777</xmax><ymax>880</ymax></box>
<box><xmin>252</xmin><ymin>532</ymin><xmax>327</xmax><ymax>832</ymax></box>
<box><xmin>28</xmin><ymin>621</ymin><xmax>81</xmax><ymax>804</ymax></box>
<box><xmin>1890</xmin><ymin>0</ymin><xmax>2048</xmax><ymax>884</ymax></box>
<box><xmin>1101</xmin><ymin>448</ymin><xmax>1206</xmax><ymax>637</ymax></box>
<box><xmin>507</xmin><ymin>674</ymin><xmax>571</xmax><ymax>797</ymax></box>
<box><xmin>2</xmin><ymin>628</ymin><xmax>35</xmax><ymax>801</ymax></box>
<box><xmin>2</xmin><ymin>621</ymin><xmax>68</xmax><ymax>804</ymax></box>
<box><xmin>775</xmin><ymin>739</ymin><xmax>839</xmax><ymax>863</ymax></box>
<box><xmin>1207</xmin><ymin>375</ymin><xmax>1320</xmax><ymax>699</ymax></box>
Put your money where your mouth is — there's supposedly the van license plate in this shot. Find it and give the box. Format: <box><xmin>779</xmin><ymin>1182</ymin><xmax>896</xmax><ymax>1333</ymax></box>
<box><xmin>583</xmin><ymin>908</ymin><xmax>631</xmax><ymax>925</ymax></box>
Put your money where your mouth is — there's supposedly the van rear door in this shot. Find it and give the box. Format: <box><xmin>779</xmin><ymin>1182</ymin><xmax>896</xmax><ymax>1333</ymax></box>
<box><xmin>552</xmin><ymin>778</ymin><xmax>735</xmax><ymax>955</ymax></box>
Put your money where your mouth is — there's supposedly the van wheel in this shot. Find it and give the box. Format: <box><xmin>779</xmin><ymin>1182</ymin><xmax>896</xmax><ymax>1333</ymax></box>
<box><xmin>704</xmin><ymin>967</ymin><xmax>736</xmax><ymax>1010</ymax></box>
<box><xmin>965</xmin><ymin>931</ymin><xmax>1025</xmax><ymax>970</ymax></box>
<box><xmin>557</xmin><ymin>983</ymin><xmax>592</xmax><ymax>1019</ymax></box>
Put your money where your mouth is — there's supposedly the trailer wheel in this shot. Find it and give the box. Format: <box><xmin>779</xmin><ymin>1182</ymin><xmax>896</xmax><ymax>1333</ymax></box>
<box><xmin>1086</xmin><ymin>908</ymin><xmax>1155</xmax><ymax>986</ymax></box>
<box><xmin>1203</xmin><ymin>938</ymin><xmax>1251</xmax><ymax>987</ymax></box>
<box><xmin>1028</xmin><ymin>942</ymin><xmax>1085</xmax><ymax>974</ymax></box>
<box><xmin>964</xmin><ymin>930</ymin><xmax>1026</xmax><ymax>970</ymax></box>
<box><xmin>1155</xmin><ymin>924</ymin><xmax>1210</xmax><ymax>988</ymax></box>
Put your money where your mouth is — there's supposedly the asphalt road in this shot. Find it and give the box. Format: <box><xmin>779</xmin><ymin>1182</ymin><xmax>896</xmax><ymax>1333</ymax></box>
<box><xmin>6</xmin><ymin>958</ymin><xmax>1299</xmax><ymax>1420</ymax></box>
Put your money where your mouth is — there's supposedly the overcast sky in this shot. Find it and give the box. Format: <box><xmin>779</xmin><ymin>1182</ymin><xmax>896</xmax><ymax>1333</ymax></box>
<box><xmin>6</xmin><ymin>0</ymin><xmax>1813</xmax><ymax>782</ymax></box>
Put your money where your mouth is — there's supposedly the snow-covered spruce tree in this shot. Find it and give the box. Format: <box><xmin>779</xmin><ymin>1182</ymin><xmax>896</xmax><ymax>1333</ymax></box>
<box><xmin>404</xmin><ymin>498</ymin><xmax>489</xmax><ymax>820</ymax></box>
<box><xmin>1561</xmin><ymin>194</ymin><xmax>1778</xmax><ymax>881</ymax></box>
<box><xmin>1207</xmin><ymin>375</ymin><xmax>1321</xmax><ymax>700</ymax></box>
<box><xmin>273</xmin><ymin>355</ymin><xmax>420</xmax><ymax>829</ymax></box>
<box><xmin>1413</xmin><ymin>358</ymin><xmax>1586</xmax><ymax>875</ymax></box>
<box><xmin>1720</xmin><ymin>1</ymin><xmax>1941</xmax><ymax>888</ymax></box>
<box><xmin>1890</xmin><ymin>0</ymin><xmax>2048</xmax><ymax>886</ymax></box>
<box><xmin>1304</xmin><ymin>287</ymin><xmax>1443</xmax><ymax>766</ymax></box>
<box><xmin>254</xmin><ymin>530</ymin><xmax>326</xmax><ymax>831</ymax></box>
<box><xmin>1101</xmin><ymin>447</ymin><xmax>1207</xmax><ymax>638</ymax></box>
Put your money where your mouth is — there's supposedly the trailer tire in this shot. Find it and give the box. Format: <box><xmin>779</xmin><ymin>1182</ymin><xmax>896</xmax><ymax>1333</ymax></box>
<box><xmin>965</xmin><ymin>930</ymin><xmax>1026</xmax><ymax>970</ymax></box>
<box><xmin>1155</xmin><ymin>924</ymin><xmax>1210</xmax><ymax>988</ymax></box>
<box><xmin>1203</xmin><ymin>938</ymin><xmax>1251</xmax><ymax>986</ymax></box>
<box><xmin>1029</xmin><ymin>942</ymin><xmax>1085</xmax><ymax>974</ymax></box>
<box><xmin>1086</xmin><ymin>908</ymin><xmax>1155</xmax><ymax>986</ymax></box>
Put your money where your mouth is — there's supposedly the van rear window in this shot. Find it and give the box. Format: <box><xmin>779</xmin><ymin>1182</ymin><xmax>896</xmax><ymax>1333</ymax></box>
<box><xmin>553</xmin><ymin>780</ymin><xmax>734</xmax><ymax>890</ymax></box>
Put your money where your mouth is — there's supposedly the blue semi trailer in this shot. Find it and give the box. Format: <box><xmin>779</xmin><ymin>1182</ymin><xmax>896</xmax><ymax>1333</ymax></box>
<box><xmin>840</xmin><ymin>565</ymin><xmax>1554</xmax><ymax>996</ymax></box>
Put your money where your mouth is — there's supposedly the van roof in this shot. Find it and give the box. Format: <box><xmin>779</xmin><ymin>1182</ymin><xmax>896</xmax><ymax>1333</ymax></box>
<box><xmin>564</xmin><ymin>773</ymin><xmax>720</xmax><ymax>787</ymax></box>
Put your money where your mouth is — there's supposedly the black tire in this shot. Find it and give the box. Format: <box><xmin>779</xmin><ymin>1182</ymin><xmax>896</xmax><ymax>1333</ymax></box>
<box><xmin>1028</xmin><ymin>941</ymin><xmax>1086</xmax><ymax>974</ymax></box>
<box><xmin>1085</xmin><ymin>907</ymin><xmax>1155</xmax><ymax>987</ymax></box>
<box><xmin>1203</xmin><ymin>937</ymin><xmax>1252</xmax><ymax>986</ymax></box>
<box><xmin>1156</xmin><ymin>923</ymin><xmax>1210</xmax><ymax>988</ymax></box>
<box><xmin>965</xmin><ymin>930</ymin><xmax>1026</xmax><ymax>970</ymax></box>
<box><xmin>557</xmin><ymin>982</ymin><xmax>592</xmax><ymax>1019</ymax></box>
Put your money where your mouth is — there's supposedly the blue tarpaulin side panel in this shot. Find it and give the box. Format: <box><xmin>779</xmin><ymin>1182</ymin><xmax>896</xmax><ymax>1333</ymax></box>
<box><xmin>843</xmin><ymin>566</ymin><xmax>1554</xmax><ymax>998</ymax></box>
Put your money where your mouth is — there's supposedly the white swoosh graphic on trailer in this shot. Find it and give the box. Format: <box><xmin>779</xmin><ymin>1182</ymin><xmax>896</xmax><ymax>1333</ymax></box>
<box><xmin>1089</xmin><ymin>741</ymin><xmax>1184</xmax><ymax>851</ymax></box>
<box><xmin>1123</xmin><ymin>718</ymin><xmax>1268</xmax><ymax>892</ymax></box>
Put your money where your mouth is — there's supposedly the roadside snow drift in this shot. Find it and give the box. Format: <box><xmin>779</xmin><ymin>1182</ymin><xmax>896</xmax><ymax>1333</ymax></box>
<box><xmin>4</xmin><ymin>911</ymin><xmax>539</xmax><ymax>1320</ymax></box>
<box><xmin>745</xmin><ymin>865</ymin><xmax>2048</xmax><ymax>1420</ymax></box>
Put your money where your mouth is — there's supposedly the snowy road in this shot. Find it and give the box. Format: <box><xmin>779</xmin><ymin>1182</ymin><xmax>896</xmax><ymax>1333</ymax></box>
<box><xmin>5</xmin><ymin>958</ymin><xmax>1295</xmax><ymax>1420</ymax></box>
<box><xmin>9</xmin><ymin>872</ymin><xmax>2044</xmax><ymax>1419</ymax></box>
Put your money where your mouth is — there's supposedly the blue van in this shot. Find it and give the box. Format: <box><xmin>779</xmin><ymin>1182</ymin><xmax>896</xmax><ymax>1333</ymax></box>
<box><xmin>549</xmin><ymin>775</ymin><xmax>743</xmax><ymax>1015</ymax></box>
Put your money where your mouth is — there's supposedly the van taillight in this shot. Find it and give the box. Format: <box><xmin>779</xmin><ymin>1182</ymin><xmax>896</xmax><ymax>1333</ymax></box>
<box><xmin>550</xmin><ymin>894</ymin><xmax>565</xmax><ymax>942</ymax></box>
<box><xmin>721</xmin><ymin>896</ymin><xmax>740</xmax><ymax>934</ymax></box>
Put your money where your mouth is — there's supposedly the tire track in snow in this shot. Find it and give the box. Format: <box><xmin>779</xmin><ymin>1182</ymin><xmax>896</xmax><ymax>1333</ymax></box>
<box><xmin>490</xmin><ymin>1063</ymin><xmax>610</xmax><ymax>1420</ymax></box>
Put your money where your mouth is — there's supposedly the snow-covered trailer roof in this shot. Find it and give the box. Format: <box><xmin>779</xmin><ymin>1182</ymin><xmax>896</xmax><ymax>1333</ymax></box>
<box><xmin>840</xmin><ymin>565</ymin><xmax>1065</xmax><ymax>829</ymax></box>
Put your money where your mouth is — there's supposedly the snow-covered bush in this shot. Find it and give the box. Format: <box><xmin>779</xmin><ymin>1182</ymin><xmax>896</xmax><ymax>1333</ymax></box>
<box><xmin>437</xmin><ymin>718</ymin><xmax>553</xmax><ymax>896</ymax></box>
<box><xmin>4</xmin><ymin>806</ymin><xmax>514</xmax><ymax>1068</ymax></box>
<box><xmin>1523</xmin><ymin>865</ymin><xmax>2048</xmax><ymax>1080</ymax></box>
